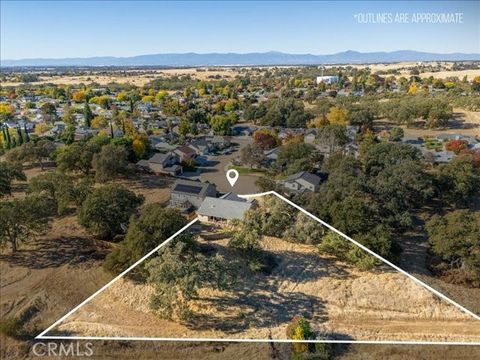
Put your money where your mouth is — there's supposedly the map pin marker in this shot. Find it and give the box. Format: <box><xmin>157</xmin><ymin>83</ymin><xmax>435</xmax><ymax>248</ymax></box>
<box><xmin>226</xmin><ymin>169</ymin><xmax>239</xmax><ymax>187</ymax></box>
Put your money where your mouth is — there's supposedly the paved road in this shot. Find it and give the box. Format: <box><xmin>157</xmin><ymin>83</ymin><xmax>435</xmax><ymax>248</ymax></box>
<box><xmin>199</xmin><ymin>137</ymin><xmax>260</xmax><ymax>195</ymax></box>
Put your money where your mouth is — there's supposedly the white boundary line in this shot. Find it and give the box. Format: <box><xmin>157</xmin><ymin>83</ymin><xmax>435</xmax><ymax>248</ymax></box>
<box><xmin>242</xmin><ymin>191</ymin><xmax>480</xmax><ymax>321</ymax></box>
<box><xmin>36</xmin><ymin>191</ymin><xmax>480</xmax><ymax>345</ymax></box>
<box><xmin>36</xmin><ymin>218</ymin><xmax>199</xmax><ymax>338</ymax></box>
<box><xmin>35</xmin><ymin>336</ymin><xmax>480</xmax><ymax>346</ymax></box>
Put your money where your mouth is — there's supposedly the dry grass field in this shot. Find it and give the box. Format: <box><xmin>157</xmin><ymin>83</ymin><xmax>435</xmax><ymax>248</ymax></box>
<box><xmin>50</xmin><ymin>230</ymin><xmax>480</xmax><ymax>343</ymax></box>
<box><xmin>0</xmin><ymin>68</ymin><xmax>236</xmax><ymax>87</ymax></box>
<box><xmin>374</xmin><ymin>108</ymin><xmax>480</xmax><ymax>138</ymax></box>
<box><xmin>2</xmin><ymin>61</ymin><xmax>478</xmax><ymax>87</ymax></box>
<box><xmin>328</xmin><ymin>61</ymin><xmax>480</xmax><ymax>80</ymax></box>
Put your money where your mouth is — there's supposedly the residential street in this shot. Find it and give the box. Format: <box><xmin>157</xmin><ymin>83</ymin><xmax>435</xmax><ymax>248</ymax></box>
<box><xmin>199</xmin><ymin>136</ymin><xmax>260</xmax><ymax>194</ymax></box>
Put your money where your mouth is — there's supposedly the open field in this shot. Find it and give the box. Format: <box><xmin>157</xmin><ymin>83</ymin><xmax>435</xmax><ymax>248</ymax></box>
<box><xmin>50</xmin><ymin>230</ymin><xmax>480</xmax><ymax>342</ymax></box>
<box><xmin>0</xmin><ymin>68</ymin><xmax>236</xmax><ymax>87</ymax></box>
<box><xmin>374</xmin><ymin>108</ymin><xmax>480</xmax><ymax>138</ymax></box>
<box><xmin>327</xmin><ymin>62</ymin><xmax>480</xmax><ymax>80</ymax></box>
<box><xmin>2</xmin><ymin>61</ymin><xmax>478</xmax><ymax>87</ymax></box>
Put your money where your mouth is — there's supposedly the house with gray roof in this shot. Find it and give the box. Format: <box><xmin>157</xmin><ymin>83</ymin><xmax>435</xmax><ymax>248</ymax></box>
<box><xmin>137</xmin><ymin>151</ymin><xmax>182</xmax><ymax>176</ymax></box>
<box><xmin>197</xmin><ymin>196</ymin><xmax>253</xmax><ymax>223</ymax></box>
<box><xmin>282</xmin><ymin>171</ymin><xmax>321</xmax><ymax>192</ymax></box>
<box><xmin>264</xmin><ymin>147</ymin><xmax>281</xmax><ymax>163</ymax></box>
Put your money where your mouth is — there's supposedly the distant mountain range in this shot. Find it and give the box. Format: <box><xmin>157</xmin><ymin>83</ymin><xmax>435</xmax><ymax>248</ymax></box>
<box><xmin>2</xmin><ymin>50</ymin><xmax>479</xmax><ymax>67</ymax></box>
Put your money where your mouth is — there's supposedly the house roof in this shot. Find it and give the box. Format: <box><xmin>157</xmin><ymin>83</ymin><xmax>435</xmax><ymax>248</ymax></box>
<box><xmin>286</xmin><ymin>171</ymin><xmax>321</xmax><ymax>186</ymax></box>
<box><xmin>175</xmin><ymin>145</ymin><xmax>196</xmax><ymax>156</ymax></box>
<box><xmin>190</xmin><ymin>138</ymin><xmax>210</xmax><ymax>148</ymax></box>
<box><xmin>222</xmin><ymin>192</ymin><xmax>249</xmax><ymax>203</ymax></box>
<box><xmin>172</xmin><ymin>179</ymin><xmax>215</xmax><ymax>197</ymax></box>
<box><xmin>197</xmin><ymin>197</ymin><xmax>252</xmax><ymax>220</ymax></box>
<box><xmin>149</xmin><ymin>152</ymin><xmax>175</xmax><ymax>164</ymax></box>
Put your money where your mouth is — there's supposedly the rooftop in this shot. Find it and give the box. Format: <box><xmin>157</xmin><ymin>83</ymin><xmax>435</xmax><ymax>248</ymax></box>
<box><xmin>172</xmin><ymin>179</ymin><xmax>215</xmax><ymax>197</ymax></box>
<box><xmin>286</xmin><ymin>171</ymin><xmax>321</xmax><ymax>186</ymax></box>
<box><xmin>197</xmin><ymin>197</ymin><xmax>252</xmax><ymax>220</ymax></box>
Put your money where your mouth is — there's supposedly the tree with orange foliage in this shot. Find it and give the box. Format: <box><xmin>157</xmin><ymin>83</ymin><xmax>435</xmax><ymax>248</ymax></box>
<box><xmin>252</xmin><ymin>129</ymin><xmax>279</xmax><ymax>150</ymax></box>
<box><xmin>72</xmin><ymin>91</ymin><xmax>86</xmax><ymax>103</ymax></box>
<box><xmin>445</xmin><ymin>139</ymin><xmax>468</xmax><ymax>155</ymax></box>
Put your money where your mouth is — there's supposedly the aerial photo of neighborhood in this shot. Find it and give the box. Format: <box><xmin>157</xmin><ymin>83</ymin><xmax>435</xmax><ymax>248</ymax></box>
<box><xmin>1</xmin><ymin>1</ymin><xmax>479</xmax><ymax>359</ymax></box>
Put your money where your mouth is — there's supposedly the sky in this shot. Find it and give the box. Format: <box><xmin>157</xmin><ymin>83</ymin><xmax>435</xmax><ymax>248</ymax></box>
<box><xmin>1</xmin><ymin>1</ymin><xmax>479</xmax><ymax>59</ymax></box>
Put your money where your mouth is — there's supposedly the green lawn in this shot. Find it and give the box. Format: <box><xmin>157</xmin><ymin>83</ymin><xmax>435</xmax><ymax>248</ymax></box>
<box><xmin>424</xmin><ymin>137</ymin><xmax>444</xmax><ymax>152</ymax></box>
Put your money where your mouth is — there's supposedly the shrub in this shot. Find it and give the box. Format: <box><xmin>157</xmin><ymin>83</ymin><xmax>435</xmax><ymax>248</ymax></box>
<box><xmin>318</xmin><ymin>232</ymin><xmax>379</xmax><ymax>270</ymax></box>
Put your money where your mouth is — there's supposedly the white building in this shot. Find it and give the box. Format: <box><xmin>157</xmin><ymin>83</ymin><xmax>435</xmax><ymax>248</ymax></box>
<box><xmin>316</xmin><ymin>76</ymin><xmax>339</xmax><ymax>85</ymax></box>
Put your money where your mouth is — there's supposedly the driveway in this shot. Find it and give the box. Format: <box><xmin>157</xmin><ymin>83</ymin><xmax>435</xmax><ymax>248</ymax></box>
<box><xmin>199</xmin><ymin>137</ymin><xmax>260</xmax><ymax>194</ymax></box>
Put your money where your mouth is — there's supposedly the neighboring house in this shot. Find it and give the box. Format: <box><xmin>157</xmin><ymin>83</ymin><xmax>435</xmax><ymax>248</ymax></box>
<box><xmin>189</xmin><ymin>137</ymin><xmax>211</xmax><ymax>155</ymax></box>
<box><xmin>138</xmin><ymin>152</ymin><xmax>183</xmax><ymax>176</ymax></box>
<box><xmin>313</xmin><ymin>143</ymin><xmax>332</xmax><ymax>157</ymax></box>
<box><xmin>74</xmin><ymin>126</ymin><xmax>97</xmax><ymax>141</ymax></box>
<box><xmin>264</xmin><ymin>147</ymin><xmax>281</xmax><ymax>163</ymax></box>
<box><xmin>283</xmin><ymin>171</ymin><xmax>321</xmax><ymax>192</ymax></box>
<box><xmin>436</xmin><ymin>134</ymin><xmax>477</xmax><ymax>143</ymax></box>
<box><xmin>111</xmin><ymin>128</ymin><xmax>124</xmax><ymax>138</ymax></box>
<box><xmin>197</xmin><ymin>196</ymin><xmax>253</xmax><ymax>223</ymax></box>
<box><xmin>304</xmin><ymin>129</ymin><xmax>317</xmax><ymax>145</ymax></box>
<box><xmin>174</xmin><ymin>146</ymin><xmax>198</xmax><ymax>163</ymax></box>
<box><xmin>210</xmin><ymin>136</ymin><xmax>231</xmax><ymax>150</ymax></box>
<box><xmin>149</xmin><ymin>135</ymin><xmax>177</xmax><ymax>152</ymax></box>
<box><xmin>343</xmin><ymin>142</ymin><xmax>360</xmax><ymax>158</ymax></box>
<box><xmin>170</xmin><ymin>179</ymin><xmax>217</xmax><ymax>210</ymax></box>
<box><xmin>232</xmin><ymin>124</ymin><xmax>256</xmax><ymax>136</ymax></box>
<box><xmin>346</xmin><ymin>125</ymin><xmax>359</xmax><ymax>141</ymax></box>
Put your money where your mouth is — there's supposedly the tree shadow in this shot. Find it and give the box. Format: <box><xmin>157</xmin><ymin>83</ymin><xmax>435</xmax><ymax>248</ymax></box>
<box><xmin>197</xmin><ymin>167</ymin><xmax>219</xmax><ymax>174</ymax></box>
<box><xmin>182</xmin><ymin>244</ymin><xmax>355</xmax><ymax>334</ymax></box>
<box><xmin>0</xmin><ymin>236</ymin><xmax>110</xmax><ymax>269</ymax></box>
<box><xmin>186</xmin><ymin>290</ymin><xmax>328</xmax><ymax>335</ymax></box>
<box><xmin>450</xmin><ymin>112</ymin><xmax>480</xmax><ymax>130</ymax></box>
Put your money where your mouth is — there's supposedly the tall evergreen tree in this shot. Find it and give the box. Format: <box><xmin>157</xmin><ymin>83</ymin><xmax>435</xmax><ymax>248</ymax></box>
<box><xmin>16</xmin><ymin>126</ymin><xmax>24</xmax><ymax>146</ymax></box>
<box><xmin>1</xmin><ymin>126</ymin><xmax>7</xmax><ymax>149</ymax></box>
<box><xmin>83</xmin><ymin>101</ymin><xmax>93</xmax><ymax>128</ymax></box>
<box><xmin>24</xmin><ymin>125</ymin><xmax>30</xmax><ymax>142</ymax></box>
<box><xmin>129</xmin><ymin>98</ymin><xmax>134</xmax><ymax>113</ymax></box>
<box><xmin>5</xmin><ymin>127</ymin><xmax>12</xmax><ymax>149</ymax></box>
<box><xmin>110</xmin><ymin>121</ymin><xmax>114</xmax><ymax>139</ymax></box>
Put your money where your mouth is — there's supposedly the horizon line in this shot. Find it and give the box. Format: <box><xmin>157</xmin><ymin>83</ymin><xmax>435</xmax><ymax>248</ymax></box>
<box><xmin>3</xmin><ymin>49</ymin><xmax>480</xmax><ymax>62</ymax></box>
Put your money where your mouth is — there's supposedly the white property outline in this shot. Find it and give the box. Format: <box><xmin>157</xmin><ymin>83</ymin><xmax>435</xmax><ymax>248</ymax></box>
<box><xmin>37</xmin><ymin>191</ymin><xmax>480</xmax><ymax>345</ymax></box>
